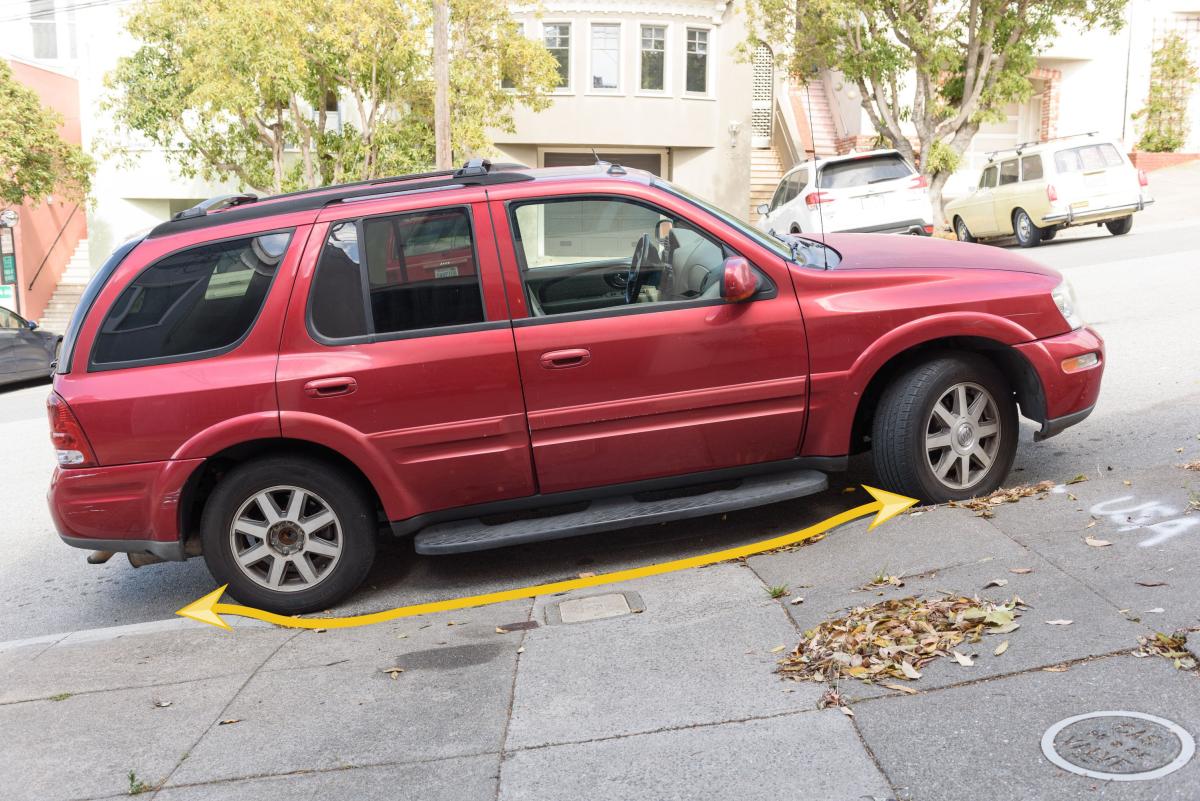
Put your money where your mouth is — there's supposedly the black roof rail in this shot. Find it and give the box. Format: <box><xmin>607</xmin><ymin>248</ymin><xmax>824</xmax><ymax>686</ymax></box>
<box><xmin>987</xmin><ymin>131</ymin><xmax>1100</xmax><ymax>160</ymax></box>
<box><xmin>147</xmin><ymin>159</ymin><xmax>532</xmax><ymax>239</ymax></box>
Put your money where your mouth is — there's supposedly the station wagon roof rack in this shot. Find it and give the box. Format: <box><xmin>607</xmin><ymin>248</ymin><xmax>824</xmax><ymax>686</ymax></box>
<box><xmin>148</xmin><ymin>159</ymin><xmax>533</xmax><ymax>239</ymax></box>
<box><xmin>986</xmin><ymin>131</ymin><xmax>1099</xmax><ymax>161</ymax></box>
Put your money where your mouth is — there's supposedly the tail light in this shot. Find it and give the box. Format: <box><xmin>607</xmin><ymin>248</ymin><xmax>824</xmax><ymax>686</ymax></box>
<box><xmin>909</xmin><ymin>174</ymin><xmax>929</xmax><ymax>189</ymax></box>
<box><xmin>804</xmin><ymin>191</ymin><xmax>834</xmax><ymax>209</ymax></box>
<box><xmin>1046</xmin><ymin>184</ymin><xmax>1058</xmax><ymax>202</ymax></box>
<box><xmin>1138</xmin><ymin>169</ymin><xmax>1149</xmax><ymax>187</ymax></box>
<box><xmin>47</xmin><ymin>392</ymin><xmax>96</xmax><ymax>468</ymax></box>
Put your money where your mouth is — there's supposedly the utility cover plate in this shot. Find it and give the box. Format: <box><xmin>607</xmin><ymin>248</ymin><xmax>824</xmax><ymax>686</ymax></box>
<box><xmin>1041</xmin><ymin>711</ymin><xmax>1195</xmax><ymax>781</ymax></box>
<box><xmin>547</xmin><ymin>591</ymin><xmax>645</xmax><ymax>625</ymax></box>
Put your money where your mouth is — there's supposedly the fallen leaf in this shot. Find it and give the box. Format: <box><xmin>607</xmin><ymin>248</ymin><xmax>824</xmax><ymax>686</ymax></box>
<box><xmin>1123</xmin><ymin>480</ymin><xmax>1132</xmax><ymax>486</ymax></box>
<box><xmin>840</xmin><ymin>705</ymin><xmax>855</xmax><ymax>717</ymax></box>
<box><xmin>517</xmin><ymin>646</ymin><xmax>525</xmax><ymax>654</ymax></box>
<box><xmin>382</xmin><ymin>667</ymin><xmax>405</xmax><ymax>678</ymax></box>
<box><xmin>1067</xmin><ymin>492</ymin><xmax>1078</xmax><ymax>501</ymax></box>
<box><xmin>578</xmin><ymin>571</ymin><xmax>596</xmax><ymax>578</ymax></box>
<box><xmin>841</xmin><ymin>487</ymin><xmax>857</xmax><ymax>494</ymax></box>
<box><xmin>1144</xmin><ymin>607</ymin><xmax>1165</xmax><ymax>614</ymax></box>
<box><xmin>789</xmin><ymin>597</ymin><xmax>805</xmax><ymax>605</ymax></box>
<box><xmin>994</xmin><ymin>640</ymin><xmax>1010</xmax><ymax>656</ymax></box>
<box><xmin>396</xmin><ymin>633</ymin><xmax>408</xmax><ymax>639</ymax></box>
<box><xmin>218</xmin><ymin>718</ymin><xmax>241</xmax><ymax>726</ymax></box>
<box><xmin>1086</xmin><ymin>520</ymin><xmax>1097</xmax><ymax>528</ymax></box>
<box><xmin>951</xmin><ymin>650</ymin><xmax>974</xmax><ymax>666</ymax></box>
<box><xmin>881</xmin><ymin>682</ymin><xmax>919</xmax><ymax>695</ymax></box>
<box><xmin>983</xmin><ymin>579</ymin><xmax>1009</xmax><ymax>589</ymax></box>
<box><xmin>1184</xmin><ymin>461</ymin><xmax>1200</xmax><ymax>471</ymax></box>
<box><xmin>495</xmin><ymin>627</ymin><xmax>507</xmax><ymax>634</ymax></box>
<box><xmin>1045</xmin><ymin>619</ymin><xmax>1074</xmax><ymax>626</ymax></box>
<box><xmin>770</xmin><ymin>644</ymin><xmax>787</xmax><ymax>653</ymax></box>
<box><xmin>1067</xmin><ymin>474</ymin><xmax>1089</xmax><ymax>485</ymax></box>
<box><xmin>901</xmin><ymin>661</ymin><xmax>922</xmax><ymax>680</ymax></box>
<box><xmin>153</xmin><ymin>700</ymin><xmax>172</xmax><ymax>708</ymax></box>
<box><xmin>1042</xmin><ymin>665</ymin><xmax>1069</xmax><ymax>672</ymax></box>
<box><xmin>1136</xmin><ymin>581</ymin><xmax>1168</xmax><ymax>588</ymax></box>
<box><xmin>991</xmin><ymin>621</ymin><xmax>1021</xmax><ymax>634</ymax></box>
<box><xmin>1085</xmin><ymin>536</ymin><xmax>1112</xmax><ymax>547</ymax></box>
<box><xmin>1009</xmin><ymin>568</ymin><xmax>1033</xmax><ymax>575</ymax></box>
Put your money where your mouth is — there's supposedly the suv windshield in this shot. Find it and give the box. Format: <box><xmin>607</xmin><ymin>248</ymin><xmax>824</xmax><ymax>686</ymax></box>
<box><xmin>653</xmin><ymin>178</ymin><xmax>840</xmax><ymax>268</ymax></box>
<box><xmin>819</xmin><ymin>154</ymin><xmax>914</xmax><ymax>188</ymax></box>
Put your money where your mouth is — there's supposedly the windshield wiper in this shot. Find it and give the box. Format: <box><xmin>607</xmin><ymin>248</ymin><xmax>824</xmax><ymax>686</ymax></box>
<box><xmin>768</xmin><ymin>228</ymin><xmax>802</xmax><ymax>264</ymax></box>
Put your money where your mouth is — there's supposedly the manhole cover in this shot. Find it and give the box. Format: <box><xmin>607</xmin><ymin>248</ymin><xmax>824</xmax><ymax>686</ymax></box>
<box><xmin>546</xmin><ymin>591</ymin><xmax>645</xmax><ymax>624</ymax></box>
<box><xmin>1041</xmin><ymin>711</ymin><xmax>1195</xmax><ymax>781</ymax></box>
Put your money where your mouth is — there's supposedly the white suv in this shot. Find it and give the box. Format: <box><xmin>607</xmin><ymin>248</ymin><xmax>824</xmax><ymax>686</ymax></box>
<box><xmin>756</xmin><ymin>150</ymin><xmax>934</xmax><ymax>237</ymax></box>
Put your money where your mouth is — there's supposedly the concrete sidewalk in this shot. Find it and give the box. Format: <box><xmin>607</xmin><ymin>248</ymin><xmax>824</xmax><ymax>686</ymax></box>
<box><xmin>3</xmin><ymin>463</ymin><xmax>1199</xmax><ymax>801</ymax></box>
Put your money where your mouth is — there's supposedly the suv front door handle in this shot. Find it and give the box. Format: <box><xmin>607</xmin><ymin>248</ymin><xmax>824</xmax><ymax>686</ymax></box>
<box><xmin>539</xmin><ymin>348</ymin><xmax>592</xmax><ymax>370</ymax></box>
<box><xmin>303</xmin><ymin>376</ymin><xmax>358</xmax><ymax>398</ymax></box>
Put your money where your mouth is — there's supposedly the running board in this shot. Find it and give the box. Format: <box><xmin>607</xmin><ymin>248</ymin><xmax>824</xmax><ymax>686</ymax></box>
<box><xmin>412</xmin><ymin>469</ymin><xmax>828</xmax><ymax>555</ymax></box>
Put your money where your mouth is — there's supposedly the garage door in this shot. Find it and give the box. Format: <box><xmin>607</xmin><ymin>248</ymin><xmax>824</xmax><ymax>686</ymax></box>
<box><xmin>542</xmin><ymin>151</ymin><xmax>664</xmax><ymax>176</ymax></box>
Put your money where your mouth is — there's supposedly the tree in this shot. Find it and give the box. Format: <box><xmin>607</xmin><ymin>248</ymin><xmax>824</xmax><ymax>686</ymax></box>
<box><xmin>105</xmin><ymin>0</ymin><xmax>558</xmax><ymax>195</ymax></box>
<box><xmin>0</xmin><ymin>60</ymin><xmax>93</xmax><ymax>206</ymax></box>
<box><xmin>744</xmin><ymin>0</ymin><xmax>1126</xmax><ymax>217</ymax></box>
<box><xmin>1135</xmin><ymin>32</ymin><xmax>1199</xmax><ymax>153</ymax></box>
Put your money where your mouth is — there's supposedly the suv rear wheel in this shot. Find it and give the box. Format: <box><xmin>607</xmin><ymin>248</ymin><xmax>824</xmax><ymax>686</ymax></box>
<box><xmin>1106</xmin><ymin>216</ymin><xmax>1133</xmax><ymax>236</ymax></box>
<box><xmin>871</xmin><ymin>355</ymin><xmax>1018</xmax><ymax>503</ymax></box>
<box><xmin>1013</xmin><ymin>209</ymin><xmax>1043</xmax><ymax>248</ymax></box>
<box><xmin>200</xmin><ymin>456</ymin><xmax>377</xmax><ymax>614</ymax></box>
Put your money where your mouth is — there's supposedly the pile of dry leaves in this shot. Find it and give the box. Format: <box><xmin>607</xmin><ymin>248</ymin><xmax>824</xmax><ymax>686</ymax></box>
<box><xmin>948</xmin><ymin>480</ymin><xmax>1060</xmax><ymax>518</ymax></box>
<box><xmin>779</xmin><ymin>595</ymin><xmax>1023</xmax><ymax>683</ymax></box>
<box><xmin>1135</xmin><ymin>630</ymin><xmax>1198</xmax><ymax>671</ymax></box>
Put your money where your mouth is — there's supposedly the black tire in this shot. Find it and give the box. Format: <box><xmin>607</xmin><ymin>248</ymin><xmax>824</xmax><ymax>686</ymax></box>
<box><xmin>1041</xmin><ymin>226</ymin><xmax>1058</xmax><ymax>242</ymax></box>
<box><xmin>200</xmin><ymin>456</ymin><xmax>377</xmax><ymax>614</ymax></box>
<box><xmin>871</xmin><ymin>354</ymin><xmax>1019</xmax><ymax>504</ymax></box>
<box><xmin>790</xmin><ymin>224</ymin><xmax>802</xmax><ymax>234</ymax></box>
<box><xmin>953</xmin><ymin>217</ymin><xmax>976</xmax><ymax>243</ymax></box>
<box><xmin>1013</xmin><ymin>209</ymin><xmax>1043</xmax><ymax>248</ymax></box>
<box><xmin>1106</xmin><ymin>216</ymin><xmax>1133</xmax><ymax>236</ymax></box>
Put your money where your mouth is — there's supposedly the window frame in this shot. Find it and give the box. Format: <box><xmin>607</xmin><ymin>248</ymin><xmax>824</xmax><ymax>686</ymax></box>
<box><xmin>542</xmin><ymin>21</ymin><xmax>573</xmax><ymax>93</ymax></box>
<box><xmin>586</xmin><ymin>20</ymin><xmax>624</xmax><ymax>95</ymax></box>
<box><xmin>87</xmin><ymin>227</ymin><xmax>294</xmax><ymax>373</ymax></box>
<box><xmin>636</xmin><ymin>22</ymin><xmax>671</xmax><ymax>97</ymax></box>
<box><xmin>683</xmin><ymin>25</ymin><xmax>714</xmax><ymax>99</ymax></box>
<box><xmin>305</xmin><ymin>204</ymin><xmax>502</xmax><ymax>348</ymax></box>
<box><xmin>504</xmin><ymin>193</ymin><xmax>776</xmax><ymax>329</ymax></box>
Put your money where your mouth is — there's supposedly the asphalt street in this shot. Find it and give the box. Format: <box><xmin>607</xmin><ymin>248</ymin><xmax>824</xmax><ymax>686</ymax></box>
<box><xmin>1</xmin><ymin>169</ymin><xmax>1197</xmax><ymax>641</ymax></box>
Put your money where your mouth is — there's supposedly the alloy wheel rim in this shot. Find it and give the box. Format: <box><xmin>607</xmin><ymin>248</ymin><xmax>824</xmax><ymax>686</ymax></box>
<box><xmin>924</xmin><ymin>382</ymin><xmax>1002</xmax><ymax>491</ymax></box>
<box><xmin>228</xmin><ymin>485</ymin><xmax>342</xmax><ymax>592</ymax></box>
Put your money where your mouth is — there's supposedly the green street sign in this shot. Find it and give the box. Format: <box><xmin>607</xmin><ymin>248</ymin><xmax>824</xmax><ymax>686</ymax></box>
<box><xmin>0</xmin><ymin>284</ymin><xmax>15</xmax><ymax>311</ymax></box>
<box><xmin>1</xmin><ymin>254</ymin><xmax>14</xmax><ymax>284</ymax></box>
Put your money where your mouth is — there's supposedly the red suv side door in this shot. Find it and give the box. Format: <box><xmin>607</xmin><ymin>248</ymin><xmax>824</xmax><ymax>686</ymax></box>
<box><xmin>276</xmin><ymin>188</ymin><xmax>534</xmax><ymax>523</ymax></box>
<box><xmin>488</xmin><ymin>185</ymin><xmax>810</xmax><ymax>495</ymax></box>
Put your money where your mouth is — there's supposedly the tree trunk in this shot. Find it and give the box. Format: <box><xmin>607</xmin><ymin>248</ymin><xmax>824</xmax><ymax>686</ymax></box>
<box><xmin>433</xmin><ymin>0</ymin><xmax>452</xmax><ymax>170</ymax></box>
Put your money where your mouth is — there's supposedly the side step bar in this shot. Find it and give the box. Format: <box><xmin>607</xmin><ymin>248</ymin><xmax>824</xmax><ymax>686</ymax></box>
<box><xmin>412</xmin><ymin>469</ymin><xmax>828</xmax><ymax>555</ymax></box>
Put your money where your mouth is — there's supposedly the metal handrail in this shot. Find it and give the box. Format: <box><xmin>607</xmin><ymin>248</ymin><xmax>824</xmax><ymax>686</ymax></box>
<box><xmin>26</xmin><ymin>202</ymin><xmax>81</xmax><ymax>291</ymax></box>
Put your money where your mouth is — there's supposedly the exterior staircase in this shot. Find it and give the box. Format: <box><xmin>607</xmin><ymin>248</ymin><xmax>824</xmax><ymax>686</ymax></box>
<box><xmin>792</xmin><ymin>82</ymin><xmax>840</xmax><ymax>157</ymax></box>
<box><xmin>749</xmin><ymin>147</ymin><xmax>785</xmax><ymax>221</ymax></box>
<box><xmin>37</xmin><ymin>239</ymin><xmax>92</xmax><ymax>334</ymax></box>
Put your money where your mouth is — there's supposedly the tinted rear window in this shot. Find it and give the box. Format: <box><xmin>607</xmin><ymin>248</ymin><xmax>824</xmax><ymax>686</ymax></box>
<box><xmin>819</xmin><ymin>155</ymin><xmax>913</xmax><ymax>188</ymax></box>
<box><xmin>91</xmin><ymin>232</ymin><xmax>290</xmax><ymax>368</ymax></box>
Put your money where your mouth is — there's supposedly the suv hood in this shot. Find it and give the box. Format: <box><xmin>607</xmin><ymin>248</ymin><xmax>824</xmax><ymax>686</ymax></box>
<box><xmin>820</xmin><ymin>233</ymin><xmax>1061</xmax><ymax>279</ymax></box>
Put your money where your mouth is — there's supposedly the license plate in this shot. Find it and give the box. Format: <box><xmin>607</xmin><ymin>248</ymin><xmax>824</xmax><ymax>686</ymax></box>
<box><xmin>434</xmin><ymin>266</ymin><xmax>460</xmax><ymax>279</ymax></box>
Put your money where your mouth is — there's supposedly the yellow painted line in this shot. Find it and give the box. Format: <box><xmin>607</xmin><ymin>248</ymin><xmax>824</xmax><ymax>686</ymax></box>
<box><xmin>177</xmin><ymin>485</ymin><xmax>917</xmax><ymax>631</ymax></box>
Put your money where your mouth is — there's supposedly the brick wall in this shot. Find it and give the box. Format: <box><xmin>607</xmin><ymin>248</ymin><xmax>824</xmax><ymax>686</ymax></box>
<box><xmin>1128</xmin><ymin>151</ymin><xmax>1200</xmax><ymax>171</ymax></box>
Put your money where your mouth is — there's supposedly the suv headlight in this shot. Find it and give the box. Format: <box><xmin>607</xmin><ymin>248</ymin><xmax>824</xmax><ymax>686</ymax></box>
<box><xmin>1051</xmin><ymin>279</ymin><xmax>1083</xmax><ymax>330</ymax></box>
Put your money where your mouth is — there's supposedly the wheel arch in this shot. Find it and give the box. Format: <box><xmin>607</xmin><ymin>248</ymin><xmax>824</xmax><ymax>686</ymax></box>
<box><xmin>177</xmin><ymin>438</ymin><xmax>388</xmax><ymax>555</ymax></box>
<box><xmin>847</xmin><ymin>336</ymin><xmax>1046</xmax><ymax>455</ymax></box>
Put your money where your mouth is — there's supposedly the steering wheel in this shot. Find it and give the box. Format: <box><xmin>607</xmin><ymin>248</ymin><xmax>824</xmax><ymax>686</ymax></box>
<box><xmin>626</xmin><ymin>234</ymin><xmax>653</xmax><ymax>304</ymax></box>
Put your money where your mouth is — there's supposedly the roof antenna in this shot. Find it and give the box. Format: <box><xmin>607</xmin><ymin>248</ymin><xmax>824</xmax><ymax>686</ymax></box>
<box><xmin>802</xmin><ymin>80</ymin><xmax>831</xmax><ymax>270</ymax></box>
<box><xmin>591</xmin><ymin>147</ymin><xmax>602</xmax><ymax>165</ymax></box>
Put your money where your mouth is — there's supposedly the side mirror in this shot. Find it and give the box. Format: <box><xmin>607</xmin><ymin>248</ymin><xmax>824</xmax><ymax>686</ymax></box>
<box><xmin>756</xmin><ymin>203</ymin><xmax>770</xmax><ymax>216</ymax></box>
<box><xmin>25</xmin><ymin>319</ymin><xmax>38</xmax><ymax>331</ymax></box>
<box><xmin>654</xmin><ymin>219</ymin><xmax>673</xmax><ymax>242</ymax></box>
<box><xmin>721</xmin><ymin>257</ymin><xmax>757</xmax><ymax>303</ymax></box>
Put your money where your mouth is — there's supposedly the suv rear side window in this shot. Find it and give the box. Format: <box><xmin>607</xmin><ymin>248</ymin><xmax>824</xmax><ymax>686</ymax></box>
<box><xmin>309</xmin><ymin>207</ymin><xmax>484</xmax><ymax>341</ymax></box>
<box><xmin>91</xmin><ymin>231</ymin><xmax>291</xmax><ymax>368</ymax></box>
<box><xmin>818</xmin><ymin>154</ymin><xmax>913</xmax><ymax>189</ymax></box>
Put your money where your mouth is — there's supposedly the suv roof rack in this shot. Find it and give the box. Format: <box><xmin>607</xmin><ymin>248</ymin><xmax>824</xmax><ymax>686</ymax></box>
<box><xmin>148</xmin><ymin>159</ymin><xmax>533</xmax><ymax>239</ymax></box>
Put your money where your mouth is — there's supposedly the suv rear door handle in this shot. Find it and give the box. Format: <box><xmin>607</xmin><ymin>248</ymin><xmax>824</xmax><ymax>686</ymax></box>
<box><xmin>303</xmin><ymin>377</ymin><xmax>357</xmax><ymax>398</ymax></box>
<box><xmin>539</xmin><ymin>348</ymin><xmax>591</xmax><ymax>369</ymax></box>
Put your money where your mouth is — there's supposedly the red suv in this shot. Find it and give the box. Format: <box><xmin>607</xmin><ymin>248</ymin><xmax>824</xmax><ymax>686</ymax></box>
<box><xmin>47</xmin><ymin>160</ymin><xmax>1104</xmax><ymax>613</ymax></box>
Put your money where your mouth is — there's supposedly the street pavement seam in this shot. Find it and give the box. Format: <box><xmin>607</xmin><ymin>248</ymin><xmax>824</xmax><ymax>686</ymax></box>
<box><xmin>146</xmin><ymin>629</ymin><xmax>304</xmax><ymax>799</ymax></box>
<box><xmin>494</xmin><ymin>599</ymin><xmax>534</xmax><ymax>801</ymax></box>
<box><xmin>0</xmin><ymin>671</ymin><xmax>261</xmax><ymax>707</ymax></box>
<box><xmin>742</xmin><ymin>555</ymin><xmax>905</xmax><ymax>799</ymax></box>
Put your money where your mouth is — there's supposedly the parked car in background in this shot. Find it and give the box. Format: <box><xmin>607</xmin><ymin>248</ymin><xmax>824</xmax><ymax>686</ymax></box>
<box><xmin>47</xmin><ymin>160</ymin><xmax>1102</xmax><ymax>614</ymax></box>
<box><xmin>0</xmin><ymin>306</ymin><xmax>59</xmax><ymax>387</ymax></box>
<box><xmin>756</xmin><ymin>149</ymin><xmax>934</xmax><ymax>237</ymax></box>
<box><xmin>945</xmin><ymin>134</ymin><xmax>1152</xmax><ymax>248</ymax></box>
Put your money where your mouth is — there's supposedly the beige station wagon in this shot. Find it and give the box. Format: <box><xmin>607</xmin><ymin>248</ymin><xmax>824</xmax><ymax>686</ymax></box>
<box><xmin>946</xmin><ymin>134</ymin><xmax>1153</xmax><ymax>248</ymax></box>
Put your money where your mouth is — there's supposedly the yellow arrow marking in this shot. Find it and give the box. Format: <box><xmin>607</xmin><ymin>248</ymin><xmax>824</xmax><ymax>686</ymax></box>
<box><xmin>177</xmin><ymin>485</ymin><xmax>917</xmax><ymax>631</ymax></box>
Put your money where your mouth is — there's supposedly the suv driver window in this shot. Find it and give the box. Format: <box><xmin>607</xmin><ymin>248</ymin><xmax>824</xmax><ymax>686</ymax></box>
<box><xmin>510</xmin><ymin>197</ymin><xmax>733</xmax><ymax>317</ymax></box>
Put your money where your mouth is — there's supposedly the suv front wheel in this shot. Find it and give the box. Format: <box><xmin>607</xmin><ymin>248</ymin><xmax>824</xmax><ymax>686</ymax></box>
<box><xmin>200</xmin><ymin>456</ymin><xmax>378</xmax><ymax>614</ymax></box>
<box><xmin>871</xmin><ymin>355</ymin><xmax>1019</xmax><ymax>503</ymax></box>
